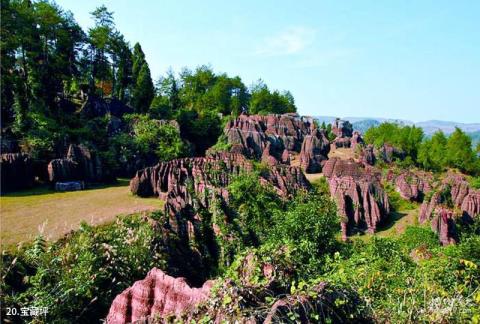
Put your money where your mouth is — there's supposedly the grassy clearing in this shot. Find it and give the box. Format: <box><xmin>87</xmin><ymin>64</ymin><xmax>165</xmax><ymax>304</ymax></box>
<box><xmin>0</xmin><ymin>179</ymin><xmax>163</xmax><ymax>248</ymax></box>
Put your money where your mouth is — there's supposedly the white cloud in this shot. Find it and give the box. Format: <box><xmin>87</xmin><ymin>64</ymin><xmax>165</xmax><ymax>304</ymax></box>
<box><xmin>255</xmin><ymin>26</ymin><xmax>316</xmax><ymax>56</ymax></box>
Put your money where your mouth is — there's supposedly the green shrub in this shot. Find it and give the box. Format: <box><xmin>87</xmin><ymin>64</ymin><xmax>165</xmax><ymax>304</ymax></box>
<box><xmin>270</xmin><ymin>191</ymin><xmax>339</xmax><ymax>277</ymax></box>
<box><xmin>1</xmin><ymin>213</ymin><xmax>167</xmax><ymax>323</ymax></box>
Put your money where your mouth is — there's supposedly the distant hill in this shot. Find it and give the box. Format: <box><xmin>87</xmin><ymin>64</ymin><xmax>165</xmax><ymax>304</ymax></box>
<box><xmin>315</xmin><ymin>116</ymin><xmax>480</xmax><ymax>137</ymax></box>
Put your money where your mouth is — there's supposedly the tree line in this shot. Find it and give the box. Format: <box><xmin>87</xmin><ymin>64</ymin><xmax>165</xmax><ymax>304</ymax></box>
<box><xmin>364</xmin><ymin>123</ymin><xmax>480</xmax><ymax>175</ymax></box>
<box><xmin>1</xmin><ymin>1</ymin><xmax>296</xmax><ymax>161</ymax></box>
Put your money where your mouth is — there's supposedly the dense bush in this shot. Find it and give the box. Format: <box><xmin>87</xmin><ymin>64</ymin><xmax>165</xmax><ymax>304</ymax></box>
<box><xmin>1</xmin><ymin>213</ymin><xmax>167</xmax><ymax>323</ymax></box>
<box><xmin>270</xmin><ymin>190</ymin><xmax>339</xmax><ymax>277</ymax></box>
<box><xmin>321</xmin><ymin>231</ymin><xmax>480</xmax><ymax>323</ymax></box>
<box><xmin>364</xmin><ymin>122</ymin><xmax>424</xmax><ymax>160</ymax></box>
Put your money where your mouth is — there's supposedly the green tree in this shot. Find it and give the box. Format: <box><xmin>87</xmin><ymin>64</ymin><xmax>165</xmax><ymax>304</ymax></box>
<box><xmin>130</xmin><ymin>43</ymin><xmax>154</xmax><ymax>112</ymax></box>
<box><xmin>418</xmin><ymin>131</ymin><xmax>447</xmax><ymax>171</ymax></box>
<box><xmin>88</xmin><ymin>5</ymin><xmax>115</xmax><ymax>96</ymax></box>
<box><xmin>271</xmin><ymin>191</ymin><xmax>339</xmax><ymax>276</ymax></box>
<box><xmin>150</xmin><ymin>70</ymin><xmax>180</xmax><ymax>119</ymax></box>
<box><xmin>249</xmin><ymin>80</ymin><xmax>296</xmax><ymax>114</ymax></box>
<box><xmin>364</xmin><ymin>122</ymin><xmax>424</xmax><ymax>162</ymax></box>
<box><xmin>445</xmin><ymin>128</ymin><xmax>479</xmax><ymax>174</ymax></box>
<box><xmin>131</xmin><ymin>63</ymin><xmax>154</xmax><ymax>113</ymax></box>
<box><xmin>228</xmin><ymin>173</ymin><xmax>283</xmax><ymax>245</ymax></box>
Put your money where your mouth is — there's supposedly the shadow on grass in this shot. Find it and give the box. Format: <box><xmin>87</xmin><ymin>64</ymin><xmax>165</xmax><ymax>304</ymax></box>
<box><xmin>376</xmin><ymin>211</ymin><xmax>407</xmax><ymax>232</ymax></box>
<box><xmin>1</xmin><ymin>178</ymin><xmax>131</xmax><ymax>198</ymax></box>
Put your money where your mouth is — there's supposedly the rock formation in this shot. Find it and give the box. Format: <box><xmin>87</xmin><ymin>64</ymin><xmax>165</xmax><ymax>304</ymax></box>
<box><xmin>419</xmin><ymin>172</ymin><xmax>479</xmax><ymax>244</ymax></box>
<box><xmin>351</xmin><ymin>131</ymin><xmax>364</xmax><ymax>150</ymax></box>
<box><xmin>299</xmin><ymin>129</ymin><xmax>330</xmax><ymax>173</ymax></box>
<box><xmin>328</xmin><ymin>176</ymin><xmax>390</xmax><ymax>237</ymax></box>
<box><xmin>331</xmin><ymin>118</ymin><xmax>353</xmax><ymax>138</ymax></box>
<box><xmin>80</xmin><ymin>95</ymin><xmax>133</xmax><ymax>118</ymax></box>
<box><xmin>360</xmin><ymin>144</ymin><xmax>376</xmax><ymax>166</ymax></box>
<box><xmin>322</xmin><ymin>158</ymin><xmax>389</xmax><ymax>239</ymax></box>
<box><xmin>393</xmin><ymin>170</ymin><xmax>433</xmax><ymax>201</ymax></box>
<box><xmin>106</xmin><ymin>268</ymin><xmax>213</xmax><ymax>323</ymax></box>
<box><xmin>374</xmin><ymin>144</ymin><xmax>405</xmax><ymax>163</ymax></box>
<box><xmin>322</xmin><ymin>158</ymin><xmax>367</xmax><ymax>179</ymax></box>
<box><xmin>431</xmin><ymin>208</ymin><xmax>457</xmax><ymax>246</ymax></box>
<box><xmin>131</xmin><ymin>152</ymin><xmax>309</xmax><ymax>244</ymax></box>
<box><xmin>223</xmin><ymin>114</ymin><xmax>330</xmax><ymax>172</ymax></box>
<box><xmin>1</xmin><ymin>153</ymin><xmax>34</xmax><ymax>193</ymax></box>
<box><xmin>419</xmin><ymin>172</ymin><xmax>480</xmax><ymax>223</ymax></box>
<box><xmin>48</xmin><ymin>144</ymin><xmax>108</xmax><ymax>184</ymax></box>
<box><xmin>331</xmin><ymin>119</ymin><xmax>356</xmax><ymax>149</ymax></box>
<box><xmin>333</xmin><ymin>137</ymin><xmax>351</xmax><ymax>148</ymax></box>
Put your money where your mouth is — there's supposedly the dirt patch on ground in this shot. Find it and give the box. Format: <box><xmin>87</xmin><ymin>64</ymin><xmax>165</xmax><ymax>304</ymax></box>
<box><xmin>0</xmin><ymin>180</ymin><xmax>163</xmax><ymax>248</ymax></box>
<box><xmin>328</xmin><ymin>146</ymin><xmax>356</xmax><ymax>160</ymax></box>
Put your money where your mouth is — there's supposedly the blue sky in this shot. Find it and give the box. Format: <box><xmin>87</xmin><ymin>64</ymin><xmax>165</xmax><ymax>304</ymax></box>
<box><xmin>57</xmin><ymin>0</ymin><xmax>479</xmax><ymax>123</ymax></box>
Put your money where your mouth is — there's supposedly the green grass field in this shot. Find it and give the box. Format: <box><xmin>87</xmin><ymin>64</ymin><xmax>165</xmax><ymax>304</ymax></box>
<box><xmin>0</xmin><ymin>179</ymin><xmax>163</xmax><ymax>248</ymax></box>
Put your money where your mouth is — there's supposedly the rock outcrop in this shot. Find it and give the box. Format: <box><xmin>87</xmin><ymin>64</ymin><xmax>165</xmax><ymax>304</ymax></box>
<box><xmin>374</xmin><ymin>144</ymin><xmax>405</xmax><ymax>163</ymax></box>
<box><xmin>431</xmin><ymin>208</ymin><xmax>457</xmax><ymax>246</ymax></box>
<box><xmin>329</xmin><ymin>176</ymin><xmax>390</xmax><ymax>238</ymax></box>
<box><xmin>48</xmin><ymin>144</ymin><xmax>108</xmax><ymax>183</ymax></box>
<box><xmin>351</xmin><ymin>131</ymin><xmax>364</xmax><ymax>150</ymax></box>
<box><xmin>222</xmin><ymin>113</ymin><xmax>331</xmax><ymax>173</ymax></box>
<box><xmin>1</xmin><ymin>153</ymin><xmax>34</xmax><ymax>193</ymax></box>
<box><xmin>331</xmin><ymin>119</ymin><xmax>356</xmax><ymax>149</ymax></box>
<box><xmin>419</xmin><ymin>172</ymin><xmax>479</xmax><ymax>244</ymax></box>
<box><xmin>323</xmin><ymin>158</ymin><xmax>389</xmax><ymax>239</ymax></box>
<box><xmin>419</xmin><ymin>172</ymin><xmax>480</xmax><ymax>223</ymax></box>
<box><xmin>331</xmin><ymin>118</ymin><xmax>353</xmax><ymax>138</ymax></box>
<box><xmin>131</xmin><ymin>152</ymin><xmax>309</xmax><ymax>244</ymax></box>
<box><xmin>360</xmin><ymin>144</ymin><xmax>376</xmax><ymax>166</ymax></box>
<box><xmin>106</xmin><ymin>268</ymin><xmax>213</xmax><ymax>323</ymax></box>
<box><xmin>322</xmin><ymin>158</ymin><xmax>367</xmax><ymax>179</ymax></box>
<box><xmin>393</xmin><ymin>170</ymin><xmax>433</xmax><ymax>201</ymax></box>
<box><xmin>299</xmin><ymin>129</ymin><xmax>330</xmax><ymax>173</ymax></box>
<box><xmin>80</xmin><ymin>95</ymin><xmax>133</xmax><ymax>118</ymax></box>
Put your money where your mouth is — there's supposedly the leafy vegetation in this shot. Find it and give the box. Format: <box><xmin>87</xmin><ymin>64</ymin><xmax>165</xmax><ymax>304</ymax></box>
<box><xmin>364</xmin><ymin>123</ymin><xmax>480</xmax><ymax>175</ymax></box>
<box><xmin>1</xmin><ymin>213</ymin><xmax>167</xmax><ymax>323</ymax></box>
<box><xmin>2</xmin><ymin>1</ymin><xmax>298</xmax><ymax>168</ymax></box>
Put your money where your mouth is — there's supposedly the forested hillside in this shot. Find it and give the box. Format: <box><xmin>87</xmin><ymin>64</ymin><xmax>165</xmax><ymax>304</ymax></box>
<box><xmin>1</xmin><ymin>1</ymin><xmax>296</xmax><ymax>171</ymax></box>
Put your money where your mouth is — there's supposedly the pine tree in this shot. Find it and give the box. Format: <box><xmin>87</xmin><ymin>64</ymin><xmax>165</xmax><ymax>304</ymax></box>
<box><xmin>132</xmin><ymin>63</ymin><xmax>154</xmax><ymax>113</ymax></box>
<box><xmin>132</xmin><ymin>42</ymin><xmax>146</xmax><ymax>85</ymax></box>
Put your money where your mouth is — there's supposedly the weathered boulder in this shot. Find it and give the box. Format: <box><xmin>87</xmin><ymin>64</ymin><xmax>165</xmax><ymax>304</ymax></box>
<box><xmin>1</xmin><ymin>153</ymin><xmax>34</xmax><ymax>193</ymax></box>
<box><xmin>48</xmin><ymin>144</ymin><xmax>107</xmax><ymax>183</ymax></box>
<box><xmin>106</xmin><ymin>268</ymin><xmax>213</xmax><ymax>323</ymax></box>
<box><xmin>331</xmin><ymin>118</ymin><xmax>353</xmax><ymax>138</ymax></box>
<box><xmin>333</xmin><ymin>137</ymin><xmax>351</xmax><ymax>148</ymax></box>
<box><xmin>393</xmin><ymin>170</ymin><xmax>433</xmax><ymax>201</ymax></box>
<box><xmin>360</xmin><ymin>144</ymin><xmax>376</xmax><ymax>166</ymax></box>
<box><xmin>351</xmin><ymin>131</ymin><xmax>364</xmax><ymax>150</ymax></box>
<box><xmin>419</xmin><ymin>172</ymin><xmax>480</xmax><ymax>223</ymax></box>
<box><xmin>223</xmin><ymin>113</ymin><xmax>316</xmax><ymax>162</ymax></box>
<box><xmin>431</xmin><ymin>208</ymin><xmax>457</xmax><ymax>246</ymax></box>
<box><xmin>321</xmin><ymin>158</ymin><xmax>367</xmax><ymax>179</ymax></box>
<box><xmin>328</xmin><ymin>175</ymin><xmax>390</xmax><ymax>237</ymax></box>
<box><xmin>299</xmin><ymin>129</ymin><xmax>330</xmax><ymax>173</ymax></box>
<box><xmin>80</xmin><ymin>95</ymin><xmax>133</xmax><ymax>118</ymax></box>
<box><xmin>48</xmin><ymin>158</ymin><xmax>80</xmax><ymax>183</ymax></box>
<box><xmin>374</xmin><ymin>144</ymin><xmax>405</xmax><ymax>163</ymax></box>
